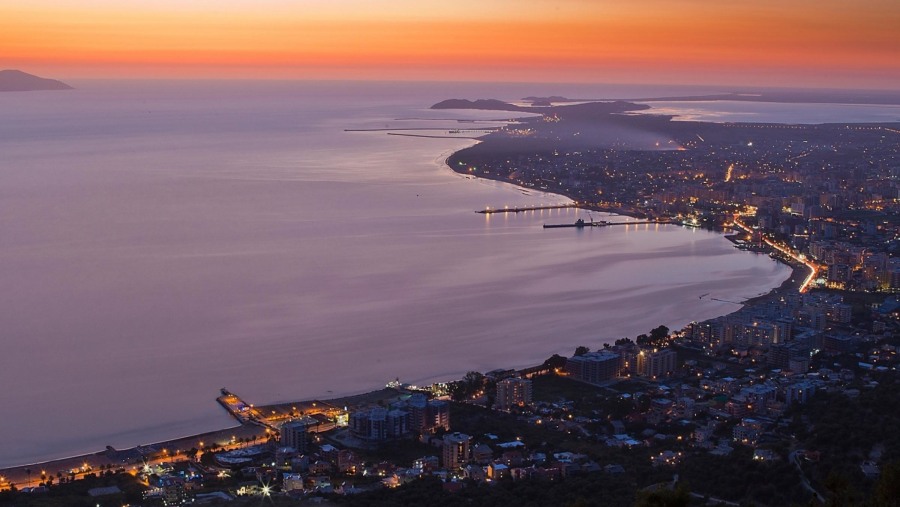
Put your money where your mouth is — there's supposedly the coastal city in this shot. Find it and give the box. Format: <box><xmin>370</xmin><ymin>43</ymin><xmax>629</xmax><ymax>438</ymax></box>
<box><xmin>4</xmin><ymin>0</ymin><xmax>900</xmax><ymax>504</ymax></box>
<box><xmin>2</xmin><ymin>96</ymin><xmax>899</xmax><ymax>506</ymax></box>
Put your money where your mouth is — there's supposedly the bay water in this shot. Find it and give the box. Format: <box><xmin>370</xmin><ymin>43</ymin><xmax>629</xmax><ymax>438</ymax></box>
<box><xmin>3</xmin><ymin>80</ymin><xmax>868</xmax><ymax>466</ymax></box>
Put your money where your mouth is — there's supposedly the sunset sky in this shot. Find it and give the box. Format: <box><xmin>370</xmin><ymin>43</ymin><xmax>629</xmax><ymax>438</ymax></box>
<box><xmin>3</xmin><ymin>0</ymin><xmax>899</xmax><ymax>88</ymax></box>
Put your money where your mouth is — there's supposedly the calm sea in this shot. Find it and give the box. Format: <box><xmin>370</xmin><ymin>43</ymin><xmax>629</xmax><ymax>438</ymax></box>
<box><xmin>4</xmin><ymin>80</ymin><xmax>885</xmax><ymax>467</ymax></box>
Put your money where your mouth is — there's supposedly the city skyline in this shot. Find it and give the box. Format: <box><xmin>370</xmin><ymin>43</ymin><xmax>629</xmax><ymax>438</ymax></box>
<box><xmin>3</xmin><ymin>0</ymin><xmax>899</xmax><ymax>89</ymax></box>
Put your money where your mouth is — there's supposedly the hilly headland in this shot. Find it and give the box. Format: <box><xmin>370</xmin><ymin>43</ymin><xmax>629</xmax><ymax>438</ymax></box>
<box><xmin>0</xmin><ymin>70</ymin><xmax>72</xmax><ymax>92</ymax></box>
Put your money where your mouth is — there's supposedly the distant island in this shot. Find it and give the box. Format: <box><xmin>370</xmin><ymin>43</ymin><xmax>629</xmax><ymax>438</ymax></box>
<box><xmin>431</xmin><ymin>98</ymin><xmax>526</xmax><ymax>112</ymax></box>
<box><xmin>0</xmin><ymin>70</ymin><xmax>72</xmax><ymax>92</ymax></box>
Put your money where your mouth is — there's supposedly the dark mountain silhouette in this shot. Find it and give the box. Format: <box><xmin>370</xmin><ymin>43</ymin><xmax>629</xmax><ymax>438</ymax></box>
<box><xmin>0</xmin><ymin>70</ymin><xmax>73</xmax><ymax>91</ymax></box>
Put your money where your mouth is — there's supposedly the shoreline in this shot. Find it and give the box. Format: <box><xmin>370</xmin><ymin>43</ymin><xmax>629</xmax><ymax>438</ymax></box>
<box><xmin>441</xmin><ymin>142</ymin><xmax>803</xmax><ymax>314</ymax></box>
<box><xmin>444</xmin><ymin>149</ymin><xmax>646</xmax><ymax>218</ymax></box>
<box><xmin>1</xmin><ymin>107</ymin><xmax>800</xmax><ymax>481</ymax></box>
<box><xmin>728</xmin><ymin>242</ymin><xmax>809</xmax><ymax>306</ymax></box>
<box><xmin>0</xmin><ymin>389</ymin><xmax>401</xmax><ymax>487</ymax></box>
<box><xmin>0</xmin><ymin>236</ymin><xmax>798</xmax><ymax>485</ymax></box>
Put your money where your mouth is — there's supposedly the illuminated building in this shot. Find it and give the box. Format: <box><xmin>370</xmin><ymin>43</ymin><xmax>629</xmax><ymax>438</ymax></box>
<box><xmin>785</xmin><ymin>381</ymin><xmax>817</xmax><ymax>406</ymax></box>
<box><xmin>733</xmin><ymin>418</ymin><xmax>765</xmax><ymax>446</ymax></box>
<box><xmin>405</xmin><ymin>394</ymin><xmax>450</xmax><ymax>433</ymax></box>
<box><xmin>494</xmin><ymin>378</ymin><xmax>533</xmax><ymax>411</ymax></box>
<box><xmin>349</xmin><ymin>408</ymin><xmax>388</xmax><ymax>440</ymax></box>
<box><xmin>564</xmin><ymin>350</ymin><xmax>621</xmax><ymax>384</ymax></box>
<box><xmin>636</xmin><ymin>348</ymin><xmax>677</xmax><ymax>379</ymax></box>
<box><xmin>281</xmin><ymin>419</ymin><xmax>312</xmax><ymax>453</ymax></box>
<box><xmin>442</xmin><ymin>432</ymin><xmax>471</xmax><ymax>470</ymax></box>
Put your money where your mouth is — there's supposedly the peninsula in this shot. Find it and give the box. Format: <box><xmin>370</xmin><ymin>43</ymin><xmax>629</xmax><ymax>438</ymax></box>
<box><xmin>0</xmin><ymin>69</ymin><xmax>72</xmax><ymax>92</ymax></box>
<box><xmin>439</xmin><ymin>97</ymin><xmax>900</xmax><ymax>228</ymax></box>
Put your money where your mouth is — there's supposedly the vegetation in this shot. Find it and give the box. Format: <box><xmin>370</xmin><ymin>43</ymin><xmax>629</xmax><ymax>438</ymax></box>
<box><xmin>330</xmin><ymin>474</ymin><xmax>639</xmax><ymax>507</ymax></box>
<box><xmin>634</xmin><ymin>483</ymin><xmax>690</xmax><ymax>507</ymax></box>
<box><xmin>543</xmin><ymin>354</ymin><xmax>568</xmax><ymax>371</ymax></box>
<box><xmin>791</xmin><ymin>378</ymin><xmax>900</xmax><ymax>503</ymax></box>
<box><xmin>678</xmin><ymin>446</ymin><xmax>806</xmax><ymax>505</ymax></box>
<box><xmin>449</xmin><ymin>371</ymin><xmax>491</xmax><ymax>402</ymax></box>
<box><xmin>0</xmin><ymin>471</ymin><xmax>146</xmax><ymax>507</ymax></box>
<box><xmin>636</xmin><ymin>326</ymin><xmax>670</xmax><ymax>349</ymax></box>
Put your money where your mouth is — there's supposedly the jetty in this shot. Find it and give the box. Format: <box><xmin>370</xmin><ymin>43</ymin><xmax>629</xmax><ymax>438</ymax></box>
<box><xmin>543</xmin><ymin>218</ymin><xmax>671</xmax><ymax>228</ymax></box>
<box><xmin>345</xmin><ymin>127</ymin><xmax>498</xmax><ymax>134</ymax></box>
<box><xmin>477</xmin><ymin>203</ymin><xmax>578</xmax><ymax>214</ymax></box>
<box><xmin>217</xmin><ymin>388</ymin><xmax>278</xmax><ymax>431</ymax></box>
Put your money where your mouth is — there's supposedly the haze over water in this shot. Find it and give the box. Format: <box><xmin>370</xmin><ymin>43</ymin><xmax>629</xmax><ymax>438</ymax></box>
<box><xmin>0</xmin><ymin>80</ymin><xmax>840</xmax><ymax>467</ymax></box>
<box><xmin>637</xmin><ymin>100</ymin><xmax>900</xmax><ymax>124</ymax></box>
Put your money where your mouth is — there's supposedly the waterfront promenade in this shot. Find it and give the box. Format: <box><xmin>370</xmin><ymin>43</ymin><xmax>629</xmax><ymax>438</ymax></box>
<box><xmin>0</xmin><ymin>388</ymin><xmax>399</xmax><ymax>491</ymax></box>
<box><xmin>0</xmin><ymin>423</ymin><xmax>263</xmax><ymax>491</ymax></box>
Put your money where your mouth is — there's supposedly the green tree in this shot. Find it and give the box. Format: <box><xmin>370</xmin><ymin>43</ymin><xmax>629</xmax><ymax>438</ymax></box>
<box><xmin>543</xmin><ymin>354</ymin><xmax>567</xmax><ymax>370</ymax></box>
<box><xmin>638</xmin><ymin>326</ymin><xmax>671</xmax><ymax>348</ymax></box>
<box><xmin>635</xmin><ymin>483</ymin><xmax>691</xmax><ymax>507</ymax></box>
<box><xmin>824</xmin><ymin>471</ymin><xmax>855</xmax><ymax>507</ymax></box>
<box><xmin>649</xmin><ymin>325</ymin><xmax>670</xmax><ymax>342</ymax></box>
<box><xmin>450</xmin><ymin>371</ymin><xmax>487</xmax><ymax>401</ymax></box>
<box><xmin>574</xmin><ymin>346</ymin><xmax>590</xmax><ymax>356</ymax></box>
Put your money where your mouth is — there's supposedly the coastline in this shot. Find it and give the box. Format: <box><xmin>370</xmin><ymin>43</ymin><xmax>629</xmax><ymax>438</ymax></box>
<box><xmin>1</xmin><ymin>105</ymin><xmax>800</xmax><ymax>480</ymax></box>
<box><xmin>441</xmin><ymin>139</ymin><xmax>802</xmax><ymax>314</ymax></box>
<box><xmin>0</xmin><ymin>389</ymin><xmax>400</xmax><ymax>487</ymax></box>
<box><xmin>0</xmin><ymin>423</ymin><xmax>256</xmax><ymax>488</ymax></box>
<box><xmin>444</xmin><ymin>149</ymin><xmax>646</xmax><ymax>218</ymax></box>
<box><xmin>0</xmin><ymin>235</ymin><xmax>798</xmax><ymax>485</ymax></box>
<box><xmin>723</xmin><ymin>234</ymin><xmax>810</xmax><ymax>306</ymax></box>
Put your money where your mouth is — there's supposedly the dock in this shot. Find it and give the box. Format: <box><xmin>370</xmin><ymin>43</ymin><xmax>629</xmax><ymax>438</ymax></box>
<box><xmin>217</xmin><ymin>388</ymin><xmax>279</xmax><ymax>432</ymax></box>
<box><xmin>477</xmin><ymin>203</ymin><xmax>578</xmax><ymax>214</ymax></box>
<box><xmin>345</xmin><ymin>127</ymin><xmax>498</xmax><ymax>134</ymax></box>
<box><xmin>543</xmin><ymin>219</ymin><xmax>670</xmax><ymax>229</ymax></box>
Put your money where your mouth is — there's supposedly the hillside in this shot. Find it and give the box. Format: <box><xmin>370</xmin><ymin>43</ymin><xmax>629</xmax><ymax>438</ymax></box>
<box><xmin>0</xmin><ymin>70</ymin><xmax>72</xmax><ymax>91</ymax></box>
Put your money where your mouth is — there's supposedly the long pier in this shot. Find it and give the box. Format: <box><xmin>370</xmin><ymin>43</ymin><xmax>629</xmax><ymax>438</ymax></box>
<box><xmin>217</xmin><ymin>388</ymin><xmax>279</xmax><ymax>432</ymax></box>
<box><xmin>543</xmin><ymin>219</ymin><xmax>671</xmax><ymax>229</ymax></box>
<box><xmin>345</xmin><ymin>127</ymin><xmax>498</xmax><ymax>134</ymax></box>
<box><xmin>477</xmin><ymin>203</ymin><xmax>578</xmax><ymax>214</ymax></box>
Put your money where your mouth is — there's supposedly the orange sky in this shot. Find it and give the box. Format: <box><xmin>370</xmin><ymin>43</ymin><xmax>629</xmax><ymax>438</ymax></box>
<box><xmin>3</xmin><ymin>0</ymin><xmax>899</xmax><ymax>87</ymax></box>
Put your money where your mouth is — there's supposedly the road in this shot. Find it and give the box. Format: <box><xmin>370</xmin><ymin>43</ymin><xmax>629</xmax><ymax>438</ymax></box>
<box><xmin>789</xmin><ymin>450</ymin><xmax>825</xmax><ymax>503</ymax></box>
<box><xmin>0</xmin><ymin>425</ymin><xmax>269</xmax><ymax>492</ymax></box>
<box><xmin>732</xmin><ymin>216</ymin><xmax>819</xmax><ymax>293</ymax></box>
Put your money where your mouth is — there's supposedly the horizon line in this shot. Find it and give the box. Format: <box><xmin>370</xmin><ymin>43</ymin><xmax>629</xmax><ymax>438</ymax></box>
<box><xmin>19</xmin><ymin>74</ymin><xmax>900</xmax><ymax>95</ymax></box>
